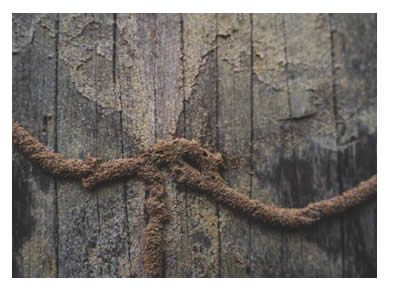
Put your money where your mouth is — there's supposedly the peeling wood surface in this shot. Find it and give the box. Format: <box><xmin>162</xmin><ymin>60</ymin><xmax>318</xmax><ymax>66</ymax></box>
<box><xmin>217</xmin><ymin>13</ymin><xmax>252</xmax><ymax>277</ymax></box>
<box><xmin>183</xmin><ymin>13</ymin><xmax>220</xmax><ymax>277</ymax></box>
<box><xmin>251</xmin><ymin>13</ymin><xmax>293</xmax><ymax>277</ymax></box>
<box><xmin>282</xmin><ymin>14</ymin><xmax>341</xmax><ymax>277</ymax></box>
<box><xmin>56</xmin><ymin>14</ymin><xmax>129</xmax><ymax>277</ymax></box>
<box><xmin>153</xmin><ymin>14</ymin><xmax>187</xmax><ymax>277</ymax></box>
<box><xmin>12</xmin><ymin>13</ymin><xmax>58</xmax><ymax>278</ymax></box>
<box><xmin>12</xmin><ymin>13</ymin><xmax>376</xmax><ymax>278</ymax></box>
<box><xmin>115</xmin><ymin>13</ymin><xmax>156</xmax><ymax>277</ymax></box>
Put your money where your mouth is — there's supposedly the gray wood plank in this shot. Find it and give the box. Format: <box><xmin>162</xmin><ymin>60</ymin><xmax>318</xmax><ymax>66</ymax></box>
<box><xmin>57</xmin><ymin>14</ymin><xmax>129</xmax><ymax>277</ymax></box>
<box><xmin>282</xmin><ymin>13</ymin><xmax>342</xmax><ymax>277</ymax></box>
<box><xmin>250</xmin><ymin>13</ymin><xmax>293</xmax><ymax>277</ymax></box>
<box><xmin>183</xmin><ymin>13</ymin><xmax>220</xmax><ymax>277</ymax></box>
<box><xmin>12</xmin><ymin>13</ymin><xmax>58</xmax><ymax>278</ymax></box>
<box><xmin>154</xmin><ymin>13</ymin><xmax>187</xmax><ymax>277</ymax></box>
<box><xmin>115</xmin><ymin>13</ymin><xmax>156</xmax><ymax>277</ymax></box>
<box><xmin>57</xmin><ymin>13</ymin><xmax>101</xmax><ymax>277</ymax></box>
<box><xmin>330</xmin><ymin>13</ymin><xmax>377</xmax><ymax>277</ymax></box>
<box><xmin>94</xmin><ymin>14</ymin><xmax>130</xmax><ymax>278</ymax></box>
<box><xmin>217</xmin><ymin>13</ymin><xmax>252</xmax><ymax>277</ymax></box>
<box><xmin>155</xmin><ymin>14</ymin><xmax>184</xmax><ymax>140</ymax></box>
<box><xmin>13</xmin><ymin>13</ymin><xmax>377</xmax><ymax>278</ymax></box>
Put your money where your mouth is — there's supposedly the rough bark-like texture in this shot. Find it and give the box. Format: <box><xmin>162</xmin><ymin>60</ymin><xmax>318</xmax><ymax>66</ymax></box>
<box><xmin>251</xmin><ymin>13</ymin><xmax>293</xmax><ymax>277</ymax></box>
<box><xmin>282</xmin><ymin>14</ymin><xmax>342</xmax><ymax>277</ymax></box>
<box><xmin>154</xmin><ymin>14</ymin><xmax>186</xmax><ymax>277</ymax></box>
<box><xmin>12</xmin><ymin>13</ymin><xmax>58</xmax><ymax>278</ymax></box>
<box><xmin>56</xmin><ymin>14</ymin><xmax>130</xmax><ymax>277</ymax></box>
<box><xmin>217</xmin><ymin>13</ymin><xmax>252</xmax><ymax>277</ymax></box>
<box><xmin>330</xmin><ymin>13</ymin><xmax>377</xmax><ymax>277</ymax></box>
<box><xmin>183</xmin><ymin>13</ymin><xmax>220</xmax><ymax>277</ymax></box>
<box><xmin>115</xmin><ymin>13</ymin><xmax>156</xmax><ymax>277</ymax></box>
<box><xmin>12</xmin><ymin>122</ymin><xmax>376</xmax><ymax>228</ymax></box>
<box><xmin>13</xmin><ymin>13</ymin><xmax>376</xmax><ymax>278</ymax></box>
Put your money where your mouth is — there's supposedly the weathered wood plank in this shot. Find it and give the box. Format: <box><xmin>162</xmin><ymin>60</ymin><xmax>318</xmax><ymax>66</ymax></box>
<box><xmin>57</xmin><ymin>13</ymin><xmax>101</xmax><ymax>277</ymax></box>
<box><xmin>250</xmin><ymin>13</ymin><xmax>292</xmax><ymax>277</ymax></box>
<box><xmin>96</xmin><ymin>107</ymin><xmax>130</xmax><ymax>278</ymax></box>
<box><xmin>57</xmin><ymin>14</ymin><xmax>129</xmax><ymax>277</ymax></box>
<box><xmin>12</xmin><ymin>13</ymin><xmax>58</xmax><ymax>278</ymax></box>
<box><xmin>217</xmin><ymin>13</ymin><xmax>252</xmax><ymax>277</ymax></box>
<box><xmin>282</xmin><ymin>13</ymin><xmax>342</xmax><ymax>277</ymax></box>
<box><xmin>93</xmin><ymin>14</ymin><xmax>131</xmax><ymax>278</ymax></box>
<box><xmin>115</xmin><ymin>13</ymin><xmax>156</xmax><ymax>277</ymax></box>
<box><xmin>183</xmin><ymin>13</ymin><xmax>220</xmax><ymax>277</ymax></box>
<box><xmin>330</xmin><ymin>13</ymin><xmax>377</xmax><ymax>277</ymax></box>
<box><xmin>13</xmin><ymin>13</ymin><xmax>377</xmax><ymax>278</ymax></box>
<box><xmin>154</xmin><ymin>13</ymin><xmax>187</xmax><ymax>277</ymax></box>
<box><xmin>155</xmin><ymin>14</ymin><xmax>184</xmax><ymax>140</ymax></box>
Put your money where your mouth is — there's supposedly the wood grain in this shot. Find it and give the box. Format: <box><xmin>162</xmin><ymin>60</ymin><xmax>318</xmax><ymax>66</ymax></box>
<box><xmin>330</xmin><ymin>13</ymin><xmax>377</xmax><ymax>277</ymax></box>
<box><xmin>250</xmin><ymin>13</ymin><xmax>292</xmax><ymax>277</ymax></box>
<box><xmin>217</xmin><ymin>13</ymin><xmax>252</xmax><ymax>277</ymax></box>
<box><xmin>283</xmin><ymin>13</ymin><xmax>341</xmax><ymax>277</ymax></box>
<box><xmin>115</xmin><ymin>13</ymin><xmax>156</xmax><ymax>277</ymax></box>
<box><xmin>12</xmin><ymin>13</ymin><xmax>58</xmax><ymax>278</ymax></box>
<box><xmin>154</xmin><ymin>14</ymin><xmax>186</xmax><ymax>277</ymax></box>
<box><xmin>12</xmin><ymin>13</ymin><xmax>376</xmax><ymax>278</ymax></box>
<box><xmin>57</xmin><ymin>14</ymin><xmax>130</xmax><ymax>277</ymax></box>
<box><xmin>183</xmin><ymin>13</ymin><xmax>220</xmax><ymax>277</ymax></box>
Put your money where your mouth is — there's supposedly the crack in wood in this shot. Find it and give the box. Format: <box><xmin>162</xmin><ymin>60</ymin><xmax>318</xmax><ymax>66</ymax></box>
<box><xmin>13</xmin><ymin>121</ymin><xmax>377</xmax><ymax>277</ymax></box>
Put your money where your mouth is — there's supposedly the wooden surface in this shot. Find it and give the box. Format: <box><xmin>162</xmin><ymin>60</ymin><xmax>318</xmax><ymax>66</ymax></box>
<box><xmin>12</xmin><ymin>13</ymin><xmax>377</xmax><ymax>278</ymax></box>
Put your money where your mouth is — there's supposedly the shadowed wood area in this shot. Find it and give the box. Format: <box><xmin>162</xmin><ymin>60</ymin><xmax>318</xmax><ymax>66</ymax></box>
<box><xmin>12</xmin><ymin>13</ymin><xmax>376</xmax><ymax>278</ymax></box>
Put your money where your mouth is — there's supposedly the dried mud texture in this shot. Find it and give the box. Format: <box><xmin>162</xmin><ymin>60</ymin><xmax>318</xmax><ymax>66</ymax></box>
<box><xmin>12</xmin><ymin>122</ymin><xmax>101</xmax><ymax>178</ymax></box>
<box><xmin>12</xmin><ymin>121</ymin><xmax>377</xmax><ymax>277</ymax></box>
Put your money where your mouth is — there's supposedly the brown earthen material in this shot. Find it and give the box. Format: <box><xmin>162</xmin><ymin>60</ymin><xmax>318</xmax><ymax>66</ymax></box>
<box><xmin>12</xmin><ymin>122</ymin><xmax>101</xmax><ymax>178</ymax></box>
<box><xmin>12</xmin><ymin>121</ymin><xmax>377</xmax><ymax>276</ymax></box>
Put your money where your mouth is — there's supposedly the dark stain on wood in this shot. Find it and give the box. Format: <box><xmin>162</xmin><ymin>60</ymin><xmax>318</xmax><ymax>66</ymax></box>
<box><xmin>12</xmin><ymin>155</ymin><xmax>35</xmax><ymax>278</ymax></box>
<box><xmin>12</xmin><ymin>13</ymin><xmax>376</xmax><ymax>278</ymax></box>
